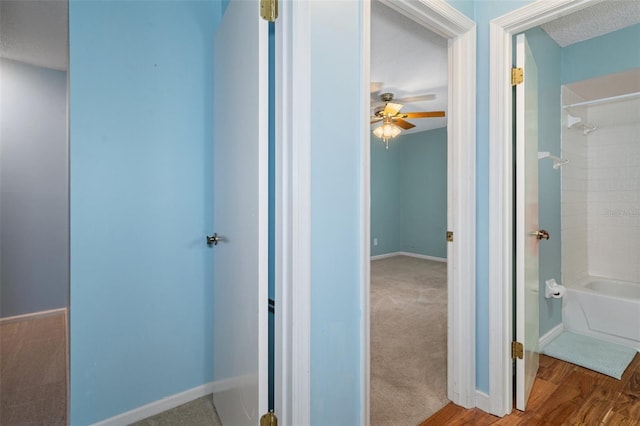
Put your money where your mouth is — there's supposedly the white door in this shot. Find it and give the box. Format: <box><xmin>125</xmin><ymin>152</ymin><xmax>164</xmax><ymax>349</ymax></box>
<box><xmin>212</xmin><ymin>1</ymin><xmax>268</xmax><ymax>424</ymax></box>
<box><xmin>515</xmin><ymin>33</ymin><xmax>540</xmax><ymax>411</ymax></box>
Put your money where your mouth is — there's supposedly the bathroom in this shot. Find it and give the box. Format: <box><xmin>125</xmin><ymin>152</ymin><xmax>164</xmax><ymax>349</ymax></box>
<box><xmin>560</xmin><ymin>68</ymin><xmax>640</xmax><ymax>351</ymax></box>
<box><xmin>527</xmin><ymin>15</ymin><xmax>640</xmax><ymax>352</ymax></box>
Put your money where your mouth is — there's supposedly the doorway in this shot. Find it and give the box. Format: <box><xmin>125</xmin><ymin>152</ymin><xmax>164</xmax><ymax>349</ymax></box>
<box><xmin>362</xmin><ymin>0</ymin><xmax>477</xmax><ymax>422</ymax></box>
<box><xmin>369</xmin><ymin>3</ymin><xmax>450</xmax><ymax>423</ymax></box>
<box><xmin>489</xmin><ymin>0</ymin><xmax>640</xmax><ymax>416</ymax></box>
<box><xmin>0</xmin><ymin>1</ymin><xmax>69</xmax><ymax>424</ymax></box>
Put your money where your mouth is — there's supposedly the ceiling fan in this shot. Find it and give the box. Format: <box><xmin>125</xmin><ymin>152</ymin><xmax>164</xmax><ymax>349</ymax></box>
<box><xmin>370</xmin><ymin>92</ymin><xmax>445</xmax><ymax>130</ymax></box>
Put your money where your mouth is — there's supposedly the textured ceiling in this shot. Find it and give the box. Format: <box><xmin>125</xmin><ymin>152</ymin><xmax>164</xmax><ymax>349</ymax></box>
<box><xmin>540</xmin><ymin>0</ymin><xmax>640</xmax><ymax>47</ymax></box>
<box><xmin>371</xmin><ymin>0</ymin><xmax>448</xmax><ymax>135</ymax></box>
<box><xmin>0</xmin><ymin>0</ymin><xmax>68</xmax><ymax>71</ymax></box>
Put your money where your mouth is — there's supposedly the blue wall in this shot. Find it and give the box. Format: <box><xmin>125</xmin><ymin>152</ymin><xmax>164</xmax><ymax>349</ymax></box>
<box><xmin>0</xmin><ymin>60</ymin><xmax>68</xmax><ymax>318</ymax></box>
<box><xmin>523</xmin><ymin>28</ymin><xmax>563</xmax><ymax>337</ymax></box>
<box><xmin>371</xmin><ymin>128</ymin><xmax>448</xmax><ymax>259</ymax></box>
<box><xmin>562</xmin><ymin>24</ymin><xmax>640</xmax><ymax>84</ymax></box>
<box><xmin>69</xmin><ymin>1</ymin><xmax>220</xmax><ymax>423</ymax></box>
<box><xmin>309</xmin><ymin>1</ymin><xmax>363</xmax><ymax>424</ymax></box>
<box><xmin>400</xmin><ymin>128</ymin><xmax>448</xmax><ymax>258</ymax></box>
<box><xmin>371</xmin><ymin>137</ymin><xmax>402</xmax><ymax>256</ymax></box>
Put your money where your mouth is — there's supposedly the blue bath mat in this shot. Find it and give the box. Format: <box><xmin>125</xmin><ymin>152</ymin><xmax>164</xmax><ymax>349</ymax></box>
<box><xmin>542</xmin><ymin>331</ymin><xmax>637</xmax><ymax>379</ymax></box>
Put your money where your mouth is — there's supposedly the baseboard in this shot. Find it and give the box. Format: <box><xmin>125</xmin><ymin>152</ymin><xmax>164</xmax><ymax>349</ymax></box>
<box><xmin>0</xmin><ymin>307</ymin><xmax>67</xmax><ymax>324</ymax></box>
<box><xmin>371</xmin><ymin>251</ymin><xmax>447</xmax><ymax>262</ymax></box>
<box><xmin>92</xmin><ymin>381</ymin><xmax>220</xmax><ymax>426</ymax></box>
<box><xmin>539</xmin><ymin>323</ymin><xmax>564</xmax><ymax>351</ymax></box>
<box><xmin>475</xmin><ymin>390</ymin><xmax>491</xmax><ymax>413</ymax></box>
<box><xmin>371</xmin><ymin>252</ymin><xmax>402</xmax><ymax>260</ymax></box>
<box><xmin>398</xmin><ymin>252</ymin><xmax>447</xmax><ymax>262</ymax></box>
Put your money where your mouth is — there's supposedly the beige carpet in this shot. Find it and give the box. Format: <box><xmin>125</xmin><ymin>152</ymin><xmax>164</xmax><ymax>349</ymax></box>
<box><xmin>0</xmin><ymin>312</ymin><xmax>68</xmax><ymax>426</ymax></box>
<box><xmin>130</xmin><ymin>395</ymin><xmax>221</xmax><ymax>426</ymax></box>
<box><xmin>370</xmin><ymin>255</ymin><xmax>449</xmax><ymax>426</ymax></box>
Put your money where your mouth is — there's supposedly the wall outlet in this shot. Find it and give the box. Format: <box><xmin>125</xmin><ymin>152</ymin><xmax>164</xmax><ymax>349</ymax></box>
<box><xmin>373</xmin><ymin>238</ymin><xmax>378</xmax><ymax>246</ymax></box>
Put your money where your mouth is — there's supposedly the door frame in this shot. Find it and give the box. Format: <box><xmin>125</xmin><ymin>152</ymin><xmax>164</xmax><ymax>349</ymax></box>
<box><xmin>488</xmin><ymin>0</ymin><xmax>607</xmax><ymax>417</ymax></box>
<box><xmin>363</xmin><ymin>0</ymin><xmax>477</xmax><ymax>422</ymax></box>
<box><xmin>274</xmin><ymin>1</ymin><xmax>312</xmax><ymax>424</ymax></box>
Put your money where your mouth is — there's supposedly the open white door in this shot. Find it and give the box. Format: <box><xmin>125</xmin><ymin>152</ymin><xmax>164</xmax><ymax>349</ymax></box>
<box><xmin>515</xmin><ymin>33</ymin><xmax>540</xmax><ymax>411</ymax></box>
<box><xmin>212</xmin><ymin>1</ymin><xmax>268</xmax><ymax>424</ymax></box>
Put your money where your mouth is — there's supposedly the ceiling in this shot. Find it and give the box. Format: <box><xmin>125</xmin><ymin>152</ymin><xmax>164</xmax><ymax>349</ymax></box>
<box><xmin>540</xmin><ymin>0</ymin><xmax>640</xmax><ymax>47</ymax></box>
<box><xmin>0</xmin><ymin>0</ymin><xmax>68</xmax><ymax>71</ymax></box>
<box><xmin>371</xmin><ymin>0</ymin><xmax>448</xmax><ymax>135</ymax></box>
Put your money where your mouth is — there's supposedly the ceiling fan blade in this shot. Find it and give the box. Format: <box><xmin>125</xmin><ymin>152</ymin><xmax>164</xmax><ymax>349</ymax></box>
<box><xmin>393</xmin><ymin>94</ymin><xmax>436</xmax><ymax>104</ymax></box>
<box><xmin>370</xmin><ymin>117</ymin><xmax>383</xmax><ymax>124</ymax></box>
<box><xmin>403</xmin><ymin>111</ymin><xmax>446</xmax><ymax>118</ymax></box>
<box><xmin>393</xmin><ymin>118</ymin><xmax>415</xmax><ymax>130</ymax></box>
<box><xmin>383</xmin><ymin>102</ymin><xmax>403</xmax><ymax>116</ymax></box>
<box><xmin>370</xmin><ymin>81</ymin><xmax>384</xmax><ymax>93</ymax></box>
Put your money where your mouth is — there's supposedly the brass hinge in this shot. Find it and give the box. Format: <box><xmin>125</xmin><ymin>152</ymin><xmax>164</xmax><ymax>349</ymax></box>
<box><xmin>512</xmin><ymin>341</ymin><xmax>524</xmax><ymax>359</ymax></box>
<box><xmin>260</xmin><ymin>410</ymin><xmax>278</xmax><ymax>426</ymax></box>
<box><xmin>511</xmin><ymin>67</ymin><xmax>523</xmax><ymax>86</ymax></box>
<box><xmin>260</xmin><ymin>0</ymin><xmax>278</xmax><ymax>22</ymax></box>
<box><xmin>446</xmin><ymin>231</ymin><xmax>454</xmax><ymax>242</ymax></box>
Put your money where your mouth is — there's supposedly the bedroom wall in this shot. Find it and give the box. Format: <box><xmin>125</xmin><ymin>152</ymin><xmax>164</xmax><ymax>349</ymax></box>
<box><xmin>399</xmin><ymin>127</ymin><xmax>448</xmax><ymax>259</ymax></box>
<box><xmin>370</xmin><ymin>137</ymin><xmax>402</xmax><ymax>256</ymax></box>
<box><xmin>0</xmin><ymin>59</ymin><xmax>68</xmax><ymax>318</ymax></box>
<box><xmin>370</xmin><ymin>127</ymin><xmax>448</xmax><ymax>260</ymax></box>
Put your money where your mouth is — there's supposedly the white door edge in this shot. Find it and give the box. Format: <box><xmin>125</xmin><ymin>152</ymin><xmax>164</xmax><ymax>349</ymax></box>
<box><xmin>275</xmin><ymin>1</ymin><xmax>312</xmax><ymax>425</ymax></box>
<box><xmin>364</xmin><ymin>0</ymin><xmax>477</xmax><ymax>420</ymax></box>
<box><xmin>361</xmin><ymin>2</ymin><xmax>372</xmax><ymax>425</ymax></box>
<box><xmin>488</xmin><ymin>0</ymin><xmax>605</xmax><ymax>417</ymax></box>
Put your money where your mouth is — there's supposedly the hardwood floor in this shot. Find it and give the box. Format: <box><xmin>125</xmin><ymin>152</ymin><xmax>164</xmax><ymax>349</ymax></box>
<box><xmin>421</xmin><ymin>353</ymin><xmax>640</xmax><ymax>425</ymax></box>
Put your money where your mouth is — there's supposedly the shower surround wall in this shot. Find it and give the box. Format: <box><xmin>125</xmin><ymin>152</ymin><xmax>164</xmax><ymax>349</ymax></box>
<box><xmin>562</xmin><ymin>94</ymin><xmax>640</xmax><ymax>286</ymax></box>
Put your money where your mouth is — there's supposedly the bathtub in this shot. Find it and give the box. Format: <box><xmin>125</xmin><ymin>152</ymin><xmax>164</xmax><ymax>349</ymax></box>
<box><xmin>563</xmin><ymin>276</ymin><xmax>640</xmax><ymax>351</ymax></box>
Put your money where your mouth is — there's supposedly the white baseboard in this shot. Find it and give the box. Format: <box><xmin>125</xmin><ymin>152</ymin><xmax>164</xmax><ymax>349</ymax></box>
<box><xmin>539</xmin><ymin>323</ymin><xmax>564</xmax><ymax>351</ymax></box>
<box><xmin>0</xmin><ymin>307</ymin><xmax>67</xmax><ymax>324</ymax></box>
<box><xmin>370</xmin><ymin>252</ymin><xmax>401</xmax><ymax>260</ymax></box>
<box><xmin>475</xmin><ymin>390</ymin><xmax>491</xmax><ymax>413</ymax></box>
<box><xmin>371</xmin><ymin>251</ymin><xmax>447</xmax><ymax>263</ymax></box>
<box><xmin>92</xmin><ymin>381</ymin><xmax>220</xmax><ymax>426</ymax></box>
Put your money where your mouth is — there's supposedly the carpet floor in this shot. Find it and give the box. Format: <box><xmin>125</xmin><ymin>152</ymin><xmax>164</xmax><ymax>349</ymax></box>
<box><xmin>130</xmin><ymin>395</ymin><xmax>221</xmax><ymax>426</ymax></box>
<box><xmin>0</xmin><ymin>312</ymin><xmax>68</xmax><ymax>426</ymax></box>
<box><xmin>370</xmin><ymin>255</ymin><xmax>449</xmax><ymax>426</ymax></box>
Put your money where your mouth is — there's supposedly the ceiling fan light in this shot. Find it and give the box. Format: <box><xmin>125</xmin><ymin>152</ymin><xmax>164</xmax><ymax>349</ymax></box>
<box><xmin>373</xmin><ymin>122</ymin><xmax>402</xmax><ymax>140</ymax></box>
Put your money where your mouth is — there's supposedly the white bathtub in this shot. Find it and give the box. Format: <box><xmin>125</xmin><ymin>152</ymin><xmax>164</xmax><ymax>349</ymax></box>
<box><xmin>563</xmin><ymin>276</ymin><xmax>640</xmax><ymax>351</ymax></box>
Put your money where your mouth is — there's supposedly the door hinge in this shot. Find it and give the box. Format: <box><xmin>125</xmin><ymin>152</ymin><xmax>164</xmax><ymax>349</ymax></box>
<box><xmin>446</xmin><ymin>231</ymin><xmax>454</xmax><ymax>242</ymax></box>
<box><xmin>512</xmin><ymin>341</ymin><xmax>524</xmax><ymax>359</ymax></box>
<box><xmin>260</xmin><ymin>410</ymin><xmax>278</xmax><ymax>426</ymax></box>
<box><xmin>260</xmin><ymin>0</ymin><xmax>278</xmax><ymax>22</ymax></box>
<box><xmin>511</xmin><ymin>67</ymin><xmax>523</xmax><ymax>86</ymax></box>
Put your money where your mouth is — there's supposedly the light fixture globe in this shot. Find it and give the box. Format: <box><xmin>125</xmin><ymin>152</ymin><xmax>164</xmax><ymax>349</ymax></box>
<box><xmin>372</xmin><ymin>120</ymin><xmax>402</xmax><ymax>148</ymax></box>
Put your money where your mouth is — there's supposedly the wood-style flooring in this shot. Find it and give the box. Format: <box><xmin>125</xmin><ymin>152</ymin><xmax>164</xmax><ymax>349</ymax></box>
<box><xmin>0</xmin><ymin>312</ymin><xmax>67</xmax><ymax>426</ymax></box>
<box><xmin>421</xmin><ymin>353</ymin><xmax>640</xmax><ymax>425</ymax></box>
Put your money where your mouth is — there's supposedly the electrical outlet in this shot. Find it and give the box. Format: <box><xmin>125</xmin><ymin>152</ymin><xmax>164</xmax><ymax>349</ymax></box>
<box><xmin>373</xmin><ymin>238</ymin><xmax>378</xmax><ymax>246</ymax></box>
